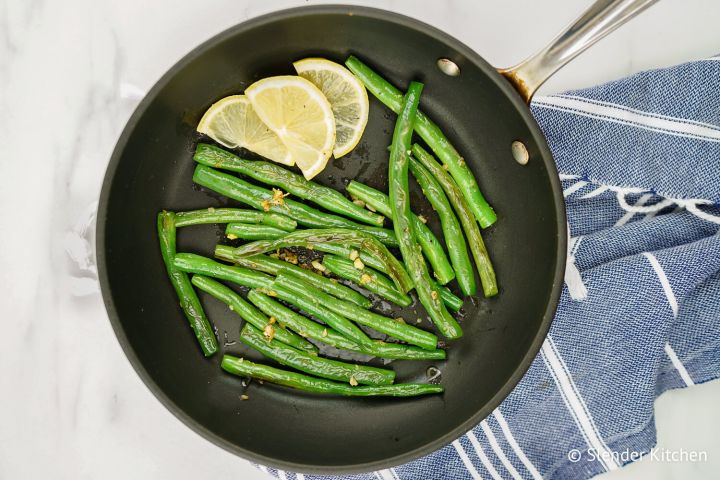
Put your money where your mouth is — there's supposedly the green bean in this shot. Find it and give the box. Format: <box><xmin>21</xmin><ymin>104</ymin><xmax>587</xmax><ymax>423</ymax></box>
<box><xmin>174</xmin><ymin>207</ymin><xmax>296</xmax><ymax>231</ymax></box>
<box><xmin>346</xmin><ymin>181</ymin><xmax>455</xmax><ymax>285</ymax></box>
<box><xmin>388</xmin><ymin>82</ymin><xmax>462</xmax><ymax>340</ymax></box>
<box><xmin>195</xmin><ymin>143</ymin><xmax>385</xmax><ymax>226</ymax></box>
<box><xmin>222</xmin><ymin>356</ymin><xmax>443</xmax><ymax>397</ymax></box>
<box><xmin>173</xmin><ymin>253</ymin><xmax>273</xmax><ymax>290</ymax></box>
<box><xmin>410</xmin><ymin>160</ymin><xmax>476</xmax><ymax>296</ymax></box>
<box><xmin>438</xmin><ymin>285</ymin><xmax>463</xmax><ymax>312</ymax></box>
<box><xmin>224</xmin><ymin>223</ymin><xmax>288</xmax><ymax>240</ymax></box>
<box><xmin>231</xmin><ymin>228</ymin><xmax>413</xmax><ymax>294</ymax></box>
<box><xmin>248</xmin><ymin>289</ymin><xmax>334</xmax><ymax>341</ymax></box>
<box><xmin>239</xmin><ymin>324</ymin><xmax>394</xmax><ymax>386</ymax></box>
<box><xmin>247</xmin><ymin>290</ymin><xmax>446</xmax><ymax>360</ymax></box>
<box><xmin>157</xmin><ymin>211</ymin><xmax>217</xmax><ymax>356</ymax></box>
<box><xmin>346</xmin><ymin>182</ymin><xmax>392</xmax><ymax>216</ymax></box>
<box><xmin>275</xmin><ymin>273</ymin><xmax>438</xmax><ymax>351</ymax></box>
<box><xmin>320</xmin><ymin>254</ymin><xmax>462</xmax><ymax>311</ymax></box>
<box><xmin>413</xmin><ymin>144</ymin><xmax>498</xmax><ymax>297</ymax></box>
<box><xmin>345</xmin><ymin>56</ymin><xmax>496</xmax><ymax>228</ymax></box>
<box><xmin>321</xmin><ymin>255</ymin><xmax>411</xmax><ymax>307</ymax></box>
<box><xmin>191</xmin><ymin>275</ymin><xmax>316</xmax><ymax>353</ymax></box>
<box><xmin>312</xmin><ymin>242</ymin><xmax>462</xmax><ymax>311</ymax></box>
<box><xmin>311</xmin><ymin>243</ymin><xmax>386</xmax><ymax>271</ymax></box>
<box><xmin>217</xmin><ymin>242</ymin><xmax>387</xmax><ymax>285</ymax></box>
<box><xmin>192</xmin><ymin>165</ymin><xmax>398</xmax><ymax>246</ymax></box>
<box><xmin>214</xmin><ymin>245</ymin><xmax>371</xmax><ymax>308</ymax></box>
<box><xmin>269</xmin><ymin>281</ymin><xmax>374</xmax><ymax>349</ymax></box>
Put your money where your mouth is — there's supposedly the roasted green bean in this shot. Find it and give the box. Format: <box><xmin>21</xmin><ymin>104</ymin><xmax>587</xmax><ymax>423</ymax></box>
<box><xmin>157</xmin><ymin>211</ymin><xmax>217</xmax><ymax>356</ymax></box>
<box><xmin>173</xmin><ymin>253</ymin><xmax>273</xmax><ymax>290</ymax></box>
<box><xmin>222</xmin><ymin>356</ymin><xmax>443</xmax><ymax>397</ymax></box>
<box><xmin>387</xmin><ymin>81</ymin><xmax>462</xmax><ymax>339</ymax></box>
<box><xmin>225</xmin><ymin>223</ymin><xmax>288</xmax><ymax>240</ymax></box>
<box><xmin>314</xmin><ymin>243</ymin><xmax>462</xmax><ymax>311</ymax></box>
<box><xmin>438</xmin><ymin>285</ymin><xmax>463</xmax><ymax>312</ymax></box>
<box><xmin>174</xmin><ymin>207</ymin><xmax>296</xmax><ymax>230</ymax></box>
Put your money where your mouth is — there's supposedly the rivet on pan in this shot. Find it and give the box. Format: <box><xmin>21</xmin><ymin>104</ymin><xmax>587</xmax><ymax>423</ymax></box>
<box><xmin>436</xmin><ymin>58</ymin><xmax>460</xmax><ymax>77</ymax></box>
<box><xmin>511</xmin><ymin>140</ymin><xmax>529</xmax><ymax>165</ymax></box>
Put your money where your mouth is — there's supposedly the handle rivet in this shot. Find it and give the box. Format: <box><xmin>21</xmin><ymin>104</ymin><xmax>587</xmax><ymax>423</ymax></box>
<box><xmin>437</xmin><ymin>58</ymin><xmax>460</xmax><ymax>77</ymax></box>
<box><xmin>512</xmin><ymin>141</ymin><xmax>529</xmax><ymax>165</ymax></box>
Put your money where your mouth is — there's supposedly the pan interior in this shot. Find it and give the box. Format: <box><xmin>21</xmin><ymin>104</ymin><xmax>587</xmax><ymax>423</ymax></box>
<box><xmin>99</xmin><ymin>6</ymin><xmax>563</xmax><ymax>473</ymax></box>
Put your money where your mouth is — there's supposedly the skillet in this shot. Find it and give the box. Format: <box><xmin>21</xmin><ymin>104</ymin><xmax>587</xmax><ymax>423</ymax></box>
<box><xmin>97</xmin><ymin>0</ymin><xmax>656</xmax><ymax>473</ymax></box>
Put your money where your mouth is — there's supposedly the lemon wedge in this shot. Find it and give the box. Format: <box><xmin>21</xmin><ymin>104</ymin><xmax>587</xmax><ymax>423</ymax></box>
<box><xmin>245</xmin><ymin>76</ymin><xmax>336</xmax><ymax>180</ymax></box>
<box><xmin>293</xmin><ymin>58</ymin><xmax>369</xmax><ymax>158</ymax></box>
<box><xmin>196</xmin><ymin>95</ymin><xmax>292</xmax><ymax>166</ymax></box>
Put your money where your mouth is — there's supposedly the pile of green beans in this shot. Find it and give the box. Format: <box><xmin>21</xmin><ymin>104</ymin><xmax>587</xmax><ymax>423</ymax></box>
<box><xmin>155</xmin><ymin>58</ymin><xmax>504</xmax><ymax>398</ymax></box>
<box><xmin>321</xmin><ymin>254</ymin><xmax>412</xmax><ymax>307</ymax></box>
<box><xmin>214</xmin><ymin>245</ymin><xmax>370</xmax><ymax>307</ymax></box>
<box><xmin>413</xmin><ymin>144</ymin><xmax>498</xmax><ymax>298</ymax></box>
<box><xmin>231</xmin><ymin>228</ymin><xmax>413</xmax><ymax>293</ymax></box>
<box><xmin>195</xmin><ymin>143</ymin><xmax>385</xmax><ymax>226</ymax></box>
<box><xmin>270</xmin><ymin>277</ymin><xmax>375</xmax><ymax>349</ymax></box>
<box><xmin>311</xmin><ymin>242</ymin><xmax>386</xmax><ymax>271</ymax></box>
<box><xmin>239</xmin><ymin>323</ymin><xmax>394</xmax><ymax>386</ymax></box>
<box><xmin>410</xmin><ymin>160</ymin><xmax>476</xmax><ymax>296</ymax></box>
<box><xmin>345</xmin><ymin>55</ymin><xmax>497</xmax><ymax>228</ymax></box>
<box><xmin>346</xmin><ymin>181</ymin><xmax>455</xmax><ymax>285</ymax></box>
<box><xmin>192</xmin><ymin>275</ymin><xmax>315</xmax><ymax>352</ymax></box>
<box><xmin>274</xmin><ymin>272</ymin><xmax>438</xmax><ymax>350</ymax></box>
<box><xmin>193</xmin><ymin>165</ymin><xmax>398</xmax><ymax>246</ymax></box>
<box><xmin>247</xmin><ymin>290</ymin><xmax>446</xmax><ymax>360</ymax></box>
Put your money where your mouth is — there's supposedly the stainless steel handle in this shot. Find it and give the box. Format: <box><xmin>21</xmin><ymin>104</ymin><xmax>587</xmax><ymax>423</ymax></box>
<box><xmin>499</xmin><ymin>0</ymin><xmax>659</xmax><ymax>103</ymax></box>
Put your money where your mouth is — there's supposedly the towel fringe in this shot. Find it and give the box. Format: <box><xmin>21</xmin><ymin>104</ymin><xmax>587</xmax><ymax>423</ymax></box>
<box><xmin>615</xmin><ymin>189</ymin><xmax>720</xmax><ymax>224</ymax></box>
<box><xmin>565</xmin><ymin>234</ymin><xmax>588</xmax><ymax>301</ymax></box>
<box><xmin>559</xmin><ymin>172</ymin><xmax>720</xmax><ymax>225</ymax></box>
<box><xmin>682</xmin><ymin>201</ymin><xmax>720</xmax><ymax>224</ymax></box>
<box><xmin>565</xmin><ymin>256</ymin><xmax>588</xmax><ymax>300</ymax></box>
<box><xmin>616</xmin><ymin>190</ymin><xmax>674</xmax><ymax>213</ymax></box>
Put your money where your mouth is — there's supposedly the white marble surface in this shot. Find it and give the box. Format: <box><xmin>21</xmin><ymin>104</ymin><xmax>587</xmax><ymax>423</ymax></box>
<box><xmin>1</xmin><ymin>0</ymin><xmax>719</xmax><ymax>478</ymax></box>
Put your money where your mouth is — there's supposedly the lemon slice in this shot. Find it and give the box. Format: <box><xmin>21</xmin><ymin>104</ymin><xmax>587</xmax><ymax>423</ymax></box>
<box><xmin>245</xmin><ymin>76</ymin><xmax>335</xmax><ymax>179</ymax></box>
<box><xmin>197</xmin><ymin>95</ymin><xmax>292</xmax><ymax>166</ymax></box>
<box><xmin>293</xmin><ymin>58</ymin><xmax>369</xmax><ymax>158</ymax></box>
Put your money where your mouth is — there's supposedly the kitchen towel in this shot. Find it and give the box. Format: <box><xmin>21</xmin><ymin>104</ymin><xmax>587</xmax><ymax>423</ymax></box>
<box><xmin>260</xmin><ymin>55</ymin><xmax>720</xmax><ymax>480</ymax></box>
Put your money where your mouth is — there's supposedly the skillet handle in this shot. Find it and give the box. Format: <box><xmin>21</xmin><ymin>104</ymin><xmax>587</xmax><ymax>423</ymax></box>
<box><xmin>498</xmin><ymin>0</ymin><xmax>659</xmax><ymax>103</ymax></box>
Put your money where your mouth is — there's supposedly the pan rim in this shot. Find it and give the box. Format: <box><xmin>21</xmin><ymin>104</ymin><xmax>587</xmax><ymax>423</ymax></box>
<box><xmin>97</xmin><ymin>4</ymin><xmax>567</xmax><ymax>474</ymax></box>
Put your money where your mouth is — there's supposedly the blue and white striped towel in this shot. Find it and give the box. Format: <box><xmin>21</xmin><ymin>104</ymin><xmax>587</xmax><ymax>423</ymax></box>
<box><xmin>261</xmin><ymin>56</ymin><xmax>720</xmax><ymax>480</ymax></box>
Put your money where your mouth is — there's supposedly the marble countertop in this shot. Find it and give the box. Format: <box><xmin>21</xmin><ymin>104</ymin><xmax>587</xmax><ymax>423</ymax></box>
<box><xmin>2</xmin><ymin>0</ymin><xmax>718</xmax><ymax>478</ymax></box>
